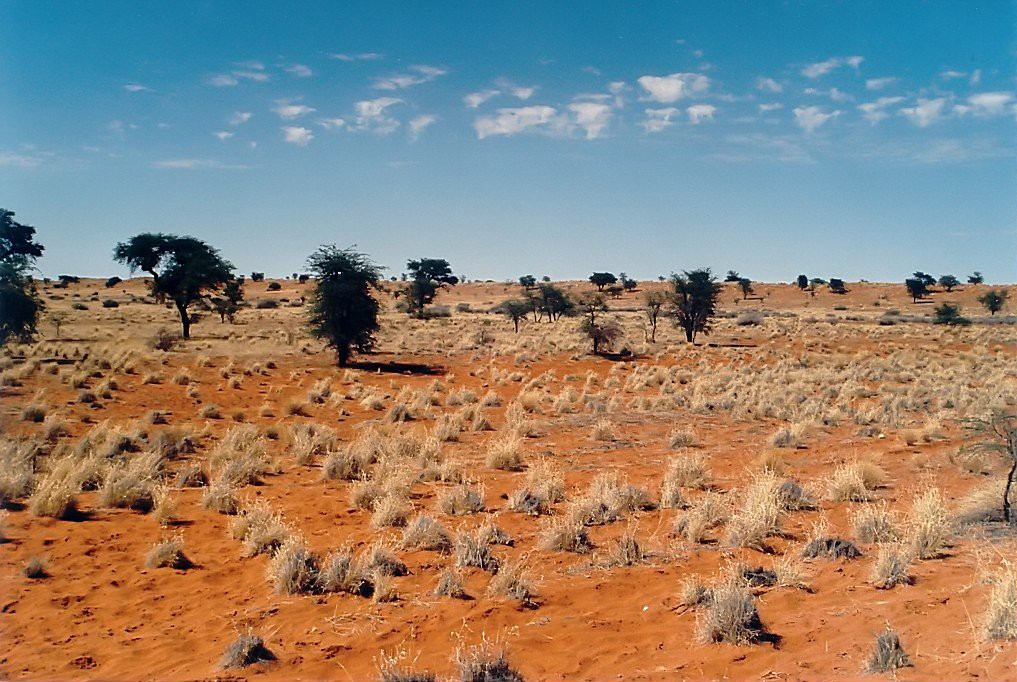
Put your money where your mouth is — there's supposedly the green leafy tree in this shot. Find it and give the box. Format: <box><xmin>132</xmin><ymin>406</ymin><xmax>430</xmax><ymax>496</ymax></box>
<box><xmin>305</xmin><ymin>246</ymin><xmax>382</xmax><ymax>367</ymax></box>
<box><xmin>643</xmin><ymin>290</ymin><xmax>667</xmax><ymax>342</ymax></box>
<box><xmin>669</xmin><ymin>269</ymin><xmax>722</xmax><ymax>343</ymax></box>
<box><xmin>620</xmin><ymin>272</ymin><xmax>638</xmax><ymax>291</ymax></box>
<box><xmin>113</xmin><ymin>233</ymin><xmax>234</xmax><ymax>339</ymax></box>
<box><xmin>0</xmin><ymin>208</ymin><xmax>45</xmax><ymax>345</ymax></box>
<box><xmin>912</xmin><ymin>271</ymin><xmax>936</xmax><ymax>287</ymax></box>
<box><xmin>738</xmin><ymin>278</ymin><xmax>754</xmax><ymax>300</ymax></box>
<box><xmin>905</xmin><ymin>278</ymin><xmax>928</xmax><ymax>303</ymax></box>
<box><xmin>968</xmin><ymin>271</ymin><xmax>984</xmax><ymax>285</ymax></box>
<box><xmin>724</xmin><ymin>270</ymin><xmax>742</xmax><ymax>283</ymax></box>
<box><xmin>938</xmin><ymin>274</ymin><xmax>959</xmax><ymax>292</ymax></box>
<box><xmin>531</xmin><ymin>282</ymin><xmax>573</xmax><ymax>322</ymax></box>
<box><xmin>589</xmin><ymin>272</ymin><xmax>617</xmax><ymax>291</ymax></box>
<box><xmin>796</xmin><ymin>274</ymin><xmax>809</xmax><ymax>290</ymax></box>
<box><xmin>518</xmin><ymin>274</ymin><xmax>537</xmax><ymax>290</ymax></box>
<box><xmin>576</xmin><ymin>294</ymin><xmax>622</xmax><ymax>354</ymax></box>
<box><xmin>406</xmin><ymin>258</ymin><xmax>457</xmax><ymax>317</ymax></box>
<box><xmin>828</xmin><ymin>278</ymin><xmax>847</xmax><ymax>294</ymax></box>
<box><xmin>499</xmin><ymin>298</ymin><xmax>531</xmax><ymax>333</ymax></box>
<box><xmin>933</xmin><ymin>303</ymin><xmax>970</xmax><ymax>325</ymax></box>
<box><xmin>978</xmin><ymin>289</ymin><xmax>1008</xmax><ymax>316</ymax></box>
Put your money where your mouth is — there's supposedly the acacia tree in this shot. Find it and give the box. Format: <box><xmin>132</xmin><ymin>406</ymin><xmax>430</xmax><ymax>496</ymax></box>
<box><xmin>669</xmin><ymin>269</ymin><xmax>722</xmax><ymax>343</ymax></box>
<box><xmin>978</xmin><ymin>289</ymin><xmax>1008</xmax><ymax>315</ymax></box>
<box><xmin>796</xmin><ymin>274</ymin><xmax>809</xmax><ymax>290</ymax></box>
<box><xmin>962</xmin><ymin>411</ymin><xmax>1017</xmax><ymax>523</ymax></box>
<box><xmin>577</xmin><ymin>293</ymin><xmax>622</xmax><ymax>354</ymax></box>
<box><xmin>643</xmin><ymin>289</ymin><xmax>666</xmax><ymax>342</ymax></box>
<box><xmin>938</xmin><ymin>274</ymin><xmax>959</xmax><ymax>292</ymax></box>
<box><xmin>406</xmin><ymin>258</ymin><xmax>457</xmax><ymax>317</ymax></box>
<box><xmin>113</xmin><ymin>233</ymin><xmax>233</xmax><ymax>339</ymax></box>
<box><xmin>213</xmin><ymin>277</ymin><xmax>245</xmax><ymax>323</ymax></box>
<box><xmin>905</xmin><ymin>278</ymin><xmax>928</xmax><ymax>303</ymax></box>
<box><xmin>0</xmin><ymin>208</ymin><xmax>45</xmax><ymax>345</ymax></box>
<box><xmin>589</xmin><ymin>272</ymin><xmax>617</xmax><ymax>291</ymax></box>
<box><xmin>499</xmin><ymin>299</ymin><xmax>531</xmax><ymax>333</ymax></box>
<box><xmin>828</xmin><ymin>278</ymin><xmax>848</xmax><ymax>294</ymax></box>
<box><xmin>306</xmin><ymin>246</ymin><xmax>381</xmax><ymax>367</ymax></box>
<box><xmin>968</xmin><ymin>271</ymin><xmax>984</xmax><ymax>285</ymax></box>
<box><xmin>738</xmin><ymin>278</ymin><xmax>754</xmax><ymax>300</ymax></box>
<box><xmin>533</xmin><ymin>283</ymin><xmax>573</xmax><ymax>322</ymax></box>
<box><xmin>518</xmin><ymin>274</ymin><xmax>537</xmax><ymax>290</ymax></box>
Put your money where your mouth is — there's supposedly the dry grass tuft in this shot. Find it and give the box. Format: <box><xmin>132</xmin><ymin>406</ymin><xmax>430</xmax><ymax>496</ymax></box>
<box><xmin>906</xmin><ymin>487</ymin><xmax>952</xmax><ymax>559</ymax></box>
<box><xmin>220</xmin><ymin>631</ymin><xmax>276</xmax><ymax>669</ymax></box>
<box><xmin>455</xmin><ymin>638</ymin><xmax>524</xmax><ymax>682</ymax></box>
<box><xmin>697</xmin><ymin>578</ymin><xmax>766</xmax><ymax>645</ymax></box>
<box><xmin>869</xmin><ymin>543</ymin><xmax>914</xmax><ymax>589</ymax></box>
<box><xmin>983</xmin><ymin>562</ymin><xmax>1017</xmax><ymax>640</ymax></box>
<box><xmin>434</xmin><ymin>567</ymin><xmax>469</xmax><ymax>599</ymax></box>
<box><xmin>145</xmin><ymin>534</ymin><xmax>191</xmax><ymax>569</ymax></box>
<box><xmin>401</xmin><ymin>515</ymin><xmax>452</xmax><ymax>552</ymax></box>
<box><xmin>437</xmin><ymin>484</ymin><xmax>485</xmax><ymax>516</ymax></box>
<box><xmin>863</xmin><ymin>628</ymin><xmax>911</xmax><ymax>673</ymax></box>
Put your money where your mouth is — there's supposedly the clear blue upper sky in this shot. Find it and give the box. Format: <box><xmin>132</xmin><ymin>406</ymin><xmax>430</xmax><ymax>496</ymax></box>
<box><xmin>2</xmin><ymin>1</ymin><xmax>1016</xmax><ymax>282</ymax></box>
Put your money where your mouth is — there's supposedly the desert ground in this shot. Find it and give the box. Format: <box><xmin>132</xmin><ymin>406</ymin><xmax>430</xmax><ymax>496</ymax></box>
<box><xmin>1</xmin><ymin>276</ymin><xmax>1015</xmax><ymax>681</ymax></box>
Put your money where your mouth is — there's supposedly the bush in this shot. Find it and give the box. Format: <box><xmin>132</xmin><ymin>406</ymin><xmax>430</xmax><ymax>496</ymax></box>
<box><xmin>220</xmin><ymin>632</ymin><xmax>276</xmax><ymax>668</ymax></box>
<box><xmin>267</xmin><ymin>281</ymin><xmax>281</xmax><ymax>291</ymax></box>
<box><xmin>255</xmin><ymin>299</ymin><xmax>279</xmax><ymax>309</ymax></box>
<box><xmin>149</xmin><ymin>328</ymin><xmax>179</xmax><ymax>351</ymax></box>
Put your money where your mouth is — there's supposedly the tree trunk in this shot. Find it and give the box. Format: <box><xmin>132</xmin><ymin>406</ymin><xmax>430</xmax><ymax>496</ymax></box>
<box><xmin>1004</xmin><ymin>458</ymin><xmax>1016</xmax><ymax>523</ymax></box>
<box><xmin>513</xmin><ymin>318</ymin><xmax>519</xmax><ymax>333</ymax></box>
<box><xmin>175</xmin><ymin>301</ymin><xmax>191</xmax><ymax>339</ymax></box>
<box><xmin>684</xmin><ymin>325</ymin><xmax>694</xmax><ymax>343</ymax></box>
<box><xmin>650</xmin><ymin>319</ymin><xmax>657</xmax><ymax>343</ymax></box>
<box><xmin>337</xmin><ymin>344</ymin><xmax>350</xmax><ymax>367</ymax></box>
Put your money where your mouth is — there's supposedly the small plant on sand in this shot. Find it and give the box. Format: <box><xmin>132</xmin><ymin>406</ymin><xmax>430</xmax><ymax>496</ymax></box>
<box><xmin>435</xmin><ymin>567</ymin><xmax>469</xmax><ymax>599</ymax></box>
<box><xmin>23</xmin><ymin>555</ymin><xmax>49</xmax><ymax>579</ymax></box>
<box><xmin>905</xmin><ymin>487</ymin><xmax>952</xmax><ymax>559</ymax></box>
<box><xmin>145</xmin><ymin>533</ymin><xmax>191</xmax><ymax>569</ymax></box>
<box><xmin>667</xmin><ymin>426</ymin><xmax>698</xmax><ymax>449</ymax></box>
<box><xmin>488</xmin><ymin>560</ymin><xmax>536</xmax><ymax>605</ymax></box>
<box><xmin>267</xmin><ymin>536</ymin><xmax>320</xmax><ymax>594</ymax></box>
<box><xmin>869</xmin><ymin>543</ymin><xmax>914</xmax><ymax>589</ymax></box>
<box><xmin>438</xmin><ymin>484</ymin><xmax>485</xmax><ymax>516</ymax></box>
<box><xmin>376</xmin><ymin>647</ymin><xmax>437</xmax><ymax>682</ymax></box>
<box><xmin>454</xmin><ymin>530</ymin><xmax>500</xmax><ymax>572</ymax></box>
<box><xmin>863</xmin><ymin>627</ymin><xmax>911</xmax><ymax>673</ymax></box>
<box><xmin>455</xmin><ymin>638</ymin><xmax>525</xmax><ymax>682</ymax></box>
<box><xmin>401</xmin><ymin>515</ymin><xmax>452</xmax><ymax>553</ymax></box>
<box><xmin>486</xmin><ymin>434</ymin><xmax>524</xmax><ymax>471</ymax></box>
<box><xmin>983</xmin><ymin>561</ymin><xmax>1017</xmax><ymax>640</ymax></box>
<box><xmin>220</xmin><ymin>630</ymin><xmax>276</xmax><ymax>669</ymax></box>
<box><xmin>697</xmin><ymin>577</ymin><xmax>767</xmax><ymax>644</ymax></box>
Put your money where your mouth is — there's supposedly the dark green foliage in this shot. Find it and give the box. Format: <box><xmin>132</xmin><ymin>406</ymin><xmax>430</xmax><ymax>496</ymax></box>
<box><xmin>499</xmin><ymin>299</ymin><xmax>531</xmax><ymax>333</ymax></box>
<box><xmin>528</xmin><ymin>283</ymin><xmax>573</xmax><ymax>322</ymax></box>
<box><xmin>912</xmin><ymin>271</ymin><xmax>936</xmax><ymax>287</ymax></box>
<box><xmin>933</xmin><ymin>302</ymin><xmax>970</xmax><ymax>326</ymax></box>
<box><xmin>589</xmin><ymin>272</ymin><xmax>617</xmax><ymax>291</ymax></box>
<box><xmin>250</xmin><ymin>272</ymin><xmax>265</xmax><ymax>282</ymax></box>
<box><xmin>738</xmin><ymin>278</ymin><xmax>754</xmax><ymax>300</ymax></box>
<box><xmin>796</xmin><ymin>274</ymin><xmax>809</xmax><ymax>290</ymax></box>
<box><xmin>267</xmin><ymin>281</ymin><xmax>281</xmax><ymax>291</ymax></box>
<box><xmin>0</xmin><ymin>208</ymin><xmax>45</xmax><ymax>345</ymax></box>
<box><xmin>828</xmin><ymin>278</ymin><xmax>847</xmax><ymax>294</ymax></box>
<box><xmin>938</xmin><ymin>274</ymin><xmax>959</xmax><ymax>291</ymax></box>
<box><xmin>905</xmin><ymin>278</ymin><xmax>928</xmax><ymax>302</ymax></box>
<box><xmin>518</xmin><ymin>274</ymin><xmax>536</xmax><ymax>289</ymax></box>
<box><xmin>669</xmin><ymin>269</ymin><xmax>722</xmax><ymax>343</ymax></box>
<box><xmin>306</xmin><ymin>246</ymin><xmax>381</xmax><ymax>367</ymax></box>
<box><xmin>968</xmin><ymin>271</ymin><xmax>984</xmax><ymax>285</ymax></box>
<box><xmin>978</xmin><ymin>289</ymin><xmax>1008</xmax><ymax>315</ymax></box>
<box><xmin>725</xmin><ymin>270</ymin><xmax>742</xmax><ymax>282</ymax></box>
<box><xmin>105</xmin><ymin>276</ymin><xmax>122</xmax><ymax>288</ymax></box>
<box><xmin>113</xmin><ymin>233</ymin><xmax>233</xmax><ymax>339</ymax></box>
<box><xmin>406</xmin><ymin>258</ymin><xmax>457</xmax><ymax>317</ymax></box>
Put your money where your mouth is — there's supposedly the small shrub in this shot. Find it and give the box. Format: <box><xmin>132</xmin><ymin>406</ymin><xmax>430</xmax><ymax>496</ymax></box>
<box><xmin>437</xmin><ymin>485</ymin><xmax>484</xmax><ymax>516</ymax></box>
<box><xmin>863</xmin><ymin>628</ymin><xmax>911</xmax><ymax>673</ymax></box>
<box><xmin>145</xmin><ymin>534</ymin><xmax>191</xmax><ymax>569</ymax></box>
<box><xmin>697</xmin><ymin>580</ymin><xmax>766</xmax><ymax>644</ymax></box>
<box><xmin>869</xmin><ymin>543</ymin><xmax>914</xmax><ymax>589</ymax></box>
<box><xmin>24</xmin><ymin>556</ymin><xmax>49</xmax><ymax>579</ymax></box>
<box><xmin>434</xmin><ymin>567</ymin><xmax>468</xmax><ymax>599</ymax></box>
<box><xmin>220</xmin><ymin>631</ymin><xmax>276</xmax><ymax>669</ymax></box>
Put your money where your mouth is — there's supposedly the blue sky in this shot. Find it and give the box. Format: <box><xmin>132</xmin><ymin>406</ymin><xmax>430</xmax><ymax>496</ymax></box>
<box><xmin>3</xmin><ymin>1</ymin><xmax>1016</xmax><ymax>282</ymax></box>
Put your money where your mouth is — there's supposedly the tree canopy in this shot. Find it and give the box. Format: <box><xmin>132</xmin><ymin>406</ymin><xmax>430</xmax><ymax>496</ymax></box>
<box><xmin>589</xmin><ymin>272</ymin><xmax>617</xmax><ymax>291</ymax></box>
<box><xmin>113</xmin><ymin>233</ymin><xmax>234</xmax><ymax>339</ymax></box>
<box><xmin>306</xmin><ymin>246</ymin><xmax>382</xmax><ymax>366</ymax></box>
<box><xmin>0</xmin><ymin>208</ymin><xmax>45</xmax><ymax>345</ymax></box>
<box><xmin>406</xmin><ymin>258</ymin><xmax>457</xmax><ymax>317</ymax></box>
<box><xmin>978</xmin><ymin>289</ymin><xmax>1008</xmax><ymax>316</ymax></box>
<box><xmin>669</xmin><ymin>268</ymin><xmax>722</xmax><ymax>343</ymax></box>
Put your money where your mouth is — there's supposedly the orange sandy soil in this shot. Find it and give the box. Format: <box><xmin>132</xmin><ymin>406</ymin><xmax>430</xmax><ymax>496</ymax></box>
<box><xmin>1</xmin><ymin>277</ymin><xmax>1014</xmax><ymax>681</ymax></box>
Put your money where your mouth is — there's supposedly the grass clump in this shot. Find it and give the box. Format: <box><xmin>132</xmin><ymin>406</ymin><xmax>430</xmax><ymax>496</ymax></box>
<box><xmin>863</xmin><ymin>628</ymin><xmax>911</xmax><ymax>673</ymax></box>
<box><xmin>220</xmin><ymin>631</ymin><xmax>276</xmax><ymax>669</ymax></box>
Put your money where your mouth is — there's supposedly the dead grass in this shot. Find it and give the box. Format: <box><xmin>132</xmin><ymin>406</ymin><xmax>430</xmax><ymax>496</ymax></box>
<box><xmin>863</xmin><ymin>628</ymin><xmax>911</xmax><ymax>673</ymax></box>
<box><xmin>869</xmin><ymin>543</ymin><xmax>914</xmax><ymax>589</ymax></box>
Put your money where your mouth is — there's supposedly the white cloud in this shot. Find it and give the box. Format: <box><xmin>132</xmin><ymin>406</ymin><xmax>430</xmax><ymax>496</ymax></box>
<box><xmin>969</xmin><ymin>69</ymin><xmax>982</xmax><ymax>85</ymax></box>
<box><xmin>232</xmin><ymin>70</ymin><xmax>269</xmax><ymax>82</ymax></box>
<box><xmin>510</xmin><ymin>86</ymin><xmax>535</xmax><ymax>100</ymax></box>
<box><xmin>330</xmin><ymin>52</ymin><xmax>383</xmax><ymax>61</ymax></box>
<box><xmin>373</xmin><ymin>64</ymin><xmax>447</xmax><ymax>90</ymax></box>
<box><xmin>207</xmin><ymin>64</ymin><xmax>270</xmax><ymax>87</ymax></box>
<box><xmin>151</xmin><ymin>158</ymin><xmax>247</xmax><ymax>169</ymax></box>
<box><xmin>354</xmin><ymin>97</ymin><xmax>402</xmax><ymax>133</ymax></box>
<box><xmin>208</xmin><ymin>74</ymin><xmax>238</xmax><ymax>87</ymax></box>
<box><xmin>464</xmin><ymin>89</ymin><xmax>500</xmax><ymax>108</ymax></box>
<box><xmin>273</xmin><ymin>102</ymin><xmax>316</xmax><ymax>119</ymax></box>
<box><xmin>0</xmin><ymin>151</ymin><xmax>44</xmax><ymax>168</ymax></box>
<box><xmin>640</xmin><ymin>107</ymin><xmax>680</xmax><ymax>133</ymax></box>
<box><xmin>317</xmin><ymin>118</ymin><xmax>346</xmax><ymax>130</ymax></box>
<box><xmin>940</xmin><ymin>70</ymin><xmax>967</xmax><ymax>80</ymax></box>
<box><xmin>793</xmin><ymin>106</ymin><xmax>839</xmax><ymax>133</ymax></box>
<box><xmin>637</xmin><ymin>73</ymin><xmax>709</xmax><ymax>103</ymax></box>
<box><xmin>687</xmin><ymin>104</ymin><xmax>716</xmax><ymax>124</ymax></box>
<box><xmin>805</xmin><ymin>86</ymin><xmax>853</xmax><ymax>103</ymax></box>
<box><xmin>409</xmin><ymin>114</ymin><xmax>437</xmax><ymax>138</ymax></box>
<box><xmin>857</xmin><ymin>96</ymin><xmax>904</xmax><ymax>123</ymax></box>
<box><xmin>865</xmin><ymin>77</ymin><xmax>897</xmax><ymax>91</ymax></box>
<box><xmin>228</xmin><ymin>111</ymin><xmax>253</xmax><ymax>126</ymax></box>
<box><xmin>802</xmin><ymin>56</ymin><xmax>863</xmax><ymax>79</ymax></box>
<box><xmin>899</xmin><ymin>97</ymin><xmax>947</xmax><ymax>127</ymax></box>
<box><xmin>965</xmin><ymin>91</ymin><xmax>1015</xmax><ymax>117</ymax></box>
<box><xmin>285</xmin><ymin>64</ymin><xmax>313</xmax><ymax>78</ymax></box>
<box><xmin>282</xmin><ymin>126</ymin><xmax>313</xmax><ymax>146</ymax></box>
<box><xmin>758</xmin><ymin>103</ymin><xmax>783</xmax><ymax>112</ymax></box>
<box><xmin>755</xmin><ymin>77</ymin><xmax>782</xmax><ymax>93</ymax></box>
<box><xmin>474</xmin><ymin>106</ymin><xmax>567</xmax><ymax>139</ymax></box>
<box><xmin>214</xmin><ymin>131</ymin><xmax>233</xmax><ymax>141</ymax></box>
<box><xmin>568</xmin><ymin>102</ymin><xmax>612</xmax><ymax>139</ymax></box>
<box><xmin>123</xmin><ymin>83</ymin><xmax>150</xmax><ymax>92</ymax></box>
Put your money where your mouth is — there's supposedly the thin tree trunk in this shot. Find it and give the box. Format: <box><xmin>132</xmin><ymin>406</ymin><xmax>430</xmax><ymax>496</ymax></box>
<box><xmin>175</xmin><ymin>301</ymin><xmax>191</xmax><ymax>339</ymax></box>
<box><xmin>1004</xmin><ymin>458</ymin><xmax>1016</xmax><ymax>523</ymax></box>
